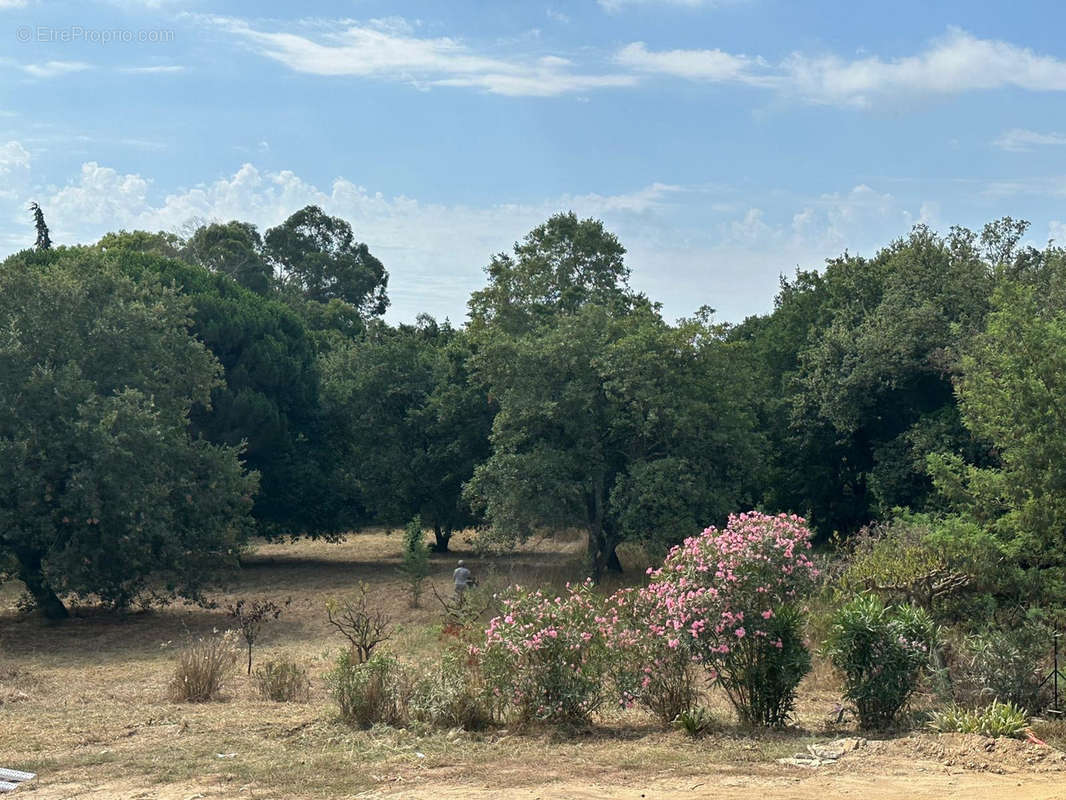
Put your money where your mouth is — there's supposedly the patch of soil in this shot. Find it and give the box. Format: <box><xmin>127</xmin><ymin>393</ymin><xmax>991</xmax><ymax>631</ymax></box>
<box><xmin>871</xmin><ymin>732</ymin><xmax>1066</xmax><ymax>774</ymax></box>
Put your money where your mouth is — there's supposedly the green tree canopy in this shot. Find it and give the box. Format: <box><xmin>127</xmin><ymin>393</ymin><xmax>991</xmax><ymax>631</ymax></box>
<box><xmin>0</xmin><ymin>247</ymin><xmax>257</xmax><ymax>619</ymax></box>
<box><xmin>321</xmin><ymin>316</ymin><xmax>492</xmax><ymax>551</ymax></box>
<box><xmin>733</xmin><ymin>224</ymin><xmax>996</xmax><ymax>537</ymax></box>
<box><xmin>185</xmin><ymin>220</ymin><xmax>274</xmax><ymax>296</ymax></box>
<box><xmin>265</xmin><ymin>205</ymin><xmax>389</xmax><ymax>318</ymax></box>
<box><xmin>465</xmin><ymin>214</ymin><xmax>761</xmax><ymax>575</ymax></box>
<box><xmin>95</xmin><ymin>232</ymin><xmax>348</xmax><ymax>538</ymax></box>
<box><xmin>929</xmin><ymin>243</ymin><xmax>1066</xmax><ymax>600</ymax></box>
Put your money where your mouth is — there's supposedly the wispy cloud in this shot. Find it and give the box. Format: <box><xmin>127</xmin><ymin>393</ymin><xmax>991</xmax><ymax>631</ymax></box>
<box><xmin>121</xmin><ymin>65</ymin><xmax>186</xmax><ymax>74</ymax></box>
<box><xmin>993</xmin><ymin>128</ymin><xmax>1066</xmax><ymax>152</ymax></box>
<box><xmin>617</xmin><ymin>42</ymin><xmax>765</xmax><ymax>83</ymax></box>
<box><xmin>617</xmin><ymin>27</ymin><xmax>1066</xmax><ymax>108</ymax></box>
<box><xmin>199</xmin><ymin>15</ymin><xmax>635</xmax><ymax>97</ymax></box>
<box><xmin>20</xmin><ymin>61</ymin><xmax>92</xmax><ymax>79</ymax></box>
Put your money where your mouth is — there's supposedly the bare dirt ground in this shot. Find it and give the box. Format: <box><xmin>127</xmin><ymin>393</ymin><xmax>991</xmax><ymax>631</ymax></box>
<box><xmin>3</xmin><ymin>531</ymin><xmax>1065</xmax><ymax>800</ymax></box>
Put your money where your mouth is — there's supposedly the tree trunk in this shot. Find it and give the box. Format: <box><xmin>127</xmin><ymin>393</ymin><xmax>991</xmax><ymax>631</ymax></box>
<box><xmin>17</xmin><ymin>551</ymin><xmax>68</xmax><ymax>620</ymax></box>
<box><xmin>605</xmin><ymin>544</ymin><xmax>623</xmax><ymax>573</ymax></box>
<box><xmin>431</xmin><ymin>524</ymin><xmax>451</xmax><ymax>553</ymax></box>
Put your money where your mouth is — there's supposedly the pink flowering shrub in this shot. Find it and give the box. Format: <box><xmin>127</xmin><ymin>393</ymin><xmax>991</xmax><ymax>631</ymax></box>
<box><xmin>604</xmin><ymin>587</ymin><xmax>700</xmax><ymax>725</ymax></box>
<box><xmin>477</xmin><ymin>580</ymin><xmax>611</xmax><ymax>724</ymax></box>
<box><xmin>643</xmin><ymin>511</ymin><xmax>819</xmax><ymax>726</ymax></box>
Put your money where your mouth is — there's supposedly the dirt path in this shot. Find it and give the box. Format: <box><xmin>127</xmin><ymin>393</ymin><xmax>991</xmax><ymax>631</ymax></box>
<box><xmin>391</xmin><ymin>773</ymin><xmax>1066</xmax><ymax>800</ymax></box>
<box><xmin>19</xmin><ymin>771</ymin><xmax>1066</xmax><ymax>800</ymax></box>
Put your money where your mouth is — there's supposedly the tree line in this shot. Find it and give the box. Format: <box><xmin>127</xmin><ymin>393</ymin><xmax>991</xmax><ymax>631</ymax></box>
<box><xmin>2</xmin><ymin>206</ymin><xmax>1063</xmax><ymax>618</ymax></box>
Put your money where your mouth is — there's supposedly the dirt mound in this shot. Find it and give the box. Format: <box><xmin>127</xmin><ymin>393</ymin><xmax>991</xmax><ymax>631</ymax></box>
<box><xmin>873</xmin><ymin>733</ymin><xmax>1066</xmax><ymax>774</ymax></box>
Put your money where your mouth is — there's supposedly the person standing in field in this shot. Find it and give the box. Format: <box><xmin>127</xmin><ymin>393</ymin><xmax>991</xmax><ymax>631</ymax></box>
<box><xmin>453</xmin><ymin>559</ymin><xmax>474</xmax><ymax>604</ymax></box>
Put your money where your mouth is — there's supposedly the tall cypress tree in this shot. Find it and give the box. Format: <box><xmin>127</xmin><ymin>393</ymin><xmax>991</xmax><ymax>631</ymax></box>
<box><xmin>29</xmin><ymin>202</ymin><xmax>51</xmax><ymax>251</ymax></box>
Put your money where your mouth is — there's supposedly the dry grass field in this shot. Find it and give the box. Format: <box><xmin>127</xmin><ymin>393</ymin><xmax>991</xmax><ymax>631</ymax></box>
<box><xmin>2</xmin><ymin>530</ymin><xmax>1066</xmax><ymax>800</ymax></box>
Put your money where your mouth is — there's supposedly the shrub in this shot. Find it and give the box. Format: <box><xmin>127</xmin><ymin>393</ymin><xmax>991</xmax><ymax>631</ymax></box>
<box><xmin>642</xmin><ymin>512</ymin><xmax>820</xmax><ymax>726</ymax></box>
<box><xmin>168</xmin><ymin>629</ymin><xmax>240</xmax><ymax>702</ymax></box>
<box><xmin>410</xmin><ymin>650</ymin><xmax>492</xmax><ymax>730</ymax></box>
<box><xmin>674</xmin><ymin>706</ymin><xmax>715</xmax><ymax>738</ymax></box>
<box><xmin>605</xmin><ymin>588</ymin><xmax>701</xmax><ymax>725</ymax></box>
<box><xmin>254</xmin><ymin>655</ymin><xmax>311</xmax><ymax>702</ymax></box>
<box><xmin>824</xmin><ymin>594</ymin><xmax>938</xmax><ymax>729</ymax></box>
<box><xmin>327</xmin><ymin>650</ymin><xmax>412</xmax><ymax>728</ymax></box>
<box><xmin>929</xmin><ymin>700</ymin><xmax>1029</xmax><ymax>738</ymax></box>
<box><xmin>477</xmin><ymin>580</ymin><xmax>611</xmax><ymax>725</ymax></box>
<box><xmin>326</xmin><ymin>583</ymin><xmax>392</xmax><ymax>663</ymax></box>
<box><xmin>398</xmin><ymin>516</ymin><xmax>431</xmax><ymax>608</ymax></box>
<box><xmin>836</xmin><ymin>515</ymin><xmax>1002</xmax><ymax>620</ymax></box>
<box><xmin>953</xmin><ymin>620</ymin><xmax>1051</xmax><ymax>711</ymax></box>
<box><xmin>720</xmin><ymin>604</ymin><xmax>811</xmax><ymax>727</ymax></box>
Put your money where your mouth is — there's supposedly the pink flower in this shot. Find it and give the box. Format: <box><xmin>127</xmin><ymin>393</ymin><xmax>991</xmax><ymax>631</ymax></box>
<box><xmin>734</xmin><ymin>627</ymin><xmax>746</xmax><ymax>638</ymax></box>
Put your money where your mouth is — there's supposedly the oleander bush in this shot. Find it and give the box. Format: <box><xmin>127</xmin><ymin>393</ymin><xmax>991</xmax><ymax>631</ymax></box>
<box><xmin>606</xmin><ymin>587</ymin><xmax>701</xmax><ymax>725</ymax></box>
<box><xmin>477</xmin><ymin>580</ymin><xmax>611</xmax><ymax>725</ymax></box>
<box><xmin>824</xmin><ymin>594</ymin><xmax>939</xmax><ymax>729</ymax></box>
<box><xmin>641</xmin><ymin>512</ymin><xmax>820</xmax><ymax>726</ymax></box>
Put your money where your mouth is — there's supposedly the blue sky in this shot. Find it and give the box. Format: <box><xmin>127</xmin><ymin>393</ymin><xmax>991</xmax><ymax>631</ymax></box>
<box><xmin>2</xmin><ymin>1</ymin><xmax>1066</xmax><ymax>324</ymax></box>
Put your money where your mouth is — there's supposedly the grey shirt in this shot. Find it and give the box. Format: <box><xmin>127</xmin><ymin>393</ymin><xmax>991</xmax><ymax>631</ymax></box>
<box><xmin>453</xmin><ymin>566</ymin><xmax>472</xmax><ymax>588</ymax></box>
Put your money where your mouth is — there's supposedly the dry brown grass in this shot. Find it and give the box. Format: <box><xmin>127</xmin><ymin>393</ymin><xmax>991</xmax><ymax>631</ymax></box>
<box><xmin>0</xmin><ymin>529</ymin><xmax>1061</xmax><ymax>800</ymax></box>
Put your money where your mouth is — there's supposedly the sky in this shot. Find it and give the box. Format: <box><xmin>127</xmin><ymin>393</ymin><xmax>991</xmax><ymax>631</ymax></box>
<box><xmin>2</xmin><ymin>1</ymin><xmax>1066</xmax><ymax>325</ymax></box>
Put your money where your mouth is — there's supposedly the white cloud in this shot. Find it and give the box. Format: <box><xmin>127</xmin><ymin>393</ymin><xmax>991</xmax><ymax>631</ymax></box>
<box><xmin>617</xmin><ymin>41</ymin><xmax>763</xmax><ymax>83</ymax></box>
<box><xmin>546</xmin><ymin>9</ymin><xmax>570</xmax><ymax>23</ymax></box>
<box><xmin>0</xmin><ymin>159</ymin><xmax>935</xmax><ymax>323</ymax></box>
<box><xmin>0</xmin><ymin>141</ymin><xmax>30</xmax><ymax>175</ymax></box>
<box><xmin>1049</xmin><ymin>220</ymin><xmax>1066</xmax><ymax>244</ymax></box>
<box><xmin>0</xmin><ymin>0</ymin><xmax>28</xmax><ymax>8</ymax></box>
<box><xmin>121</xmin><ymin>65</ymin><xmax>186</xmax><ymax>74</ymax></box>
<box><xmin>200</xmin><ymin>15</ymin><xmax>635</xmax><ymax>97</ymax></box>
<box><xmin>617</xmin><ymin>27</ymin><xmax>1066</xmax><ymax>108</ymax></box>
<box><xmin>993</xmin><ymin>128</ymin><xmax>1066</xmax><ymax>152</ymax></box>
<box><xmin>47</xmin><ymin>162</ymin><xmax>150</xmax><ymax>224</ymax></box>
<box><xmin>20</xmin><ymin>61</ymin><xmax>92</xmax><ymax>79</ymax></box>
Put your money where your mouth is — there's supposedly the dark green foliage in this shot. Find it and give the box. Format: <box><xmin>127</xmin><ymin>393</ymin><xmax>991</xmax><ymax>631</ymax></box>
<box><xmin>928</xmin><ymin>243</ymin><xmax>1066</xmax><ymax>603</ymax></box>
<box><xmin>0</xmin><ymin>248</ymin><xmax>257</xmax><ymax>618</ymax></box>
<box><xmin>466</xmin><ymin>215</ymin><xmax>762</xmax><ymax>575</ymax></box>
<box><xmin>321</xmin><ymin>317</ymin><xmax>491</xmax><ymax>550</ymax></box>
<box><xmin>265</xmin><ymin>205</ymin><xmax>389</xmax><ymax>317</ymax></box>
<box><xmin>824</xmin><ymin>594</ymin><xmax>939</xmax><ymax>729</ymax></box>
<box><xmin>723</xmin><ymin>605</ymin><xmax>811</xmax><ymax>728</ymax></box>
<box><xmin>95</xmin><ymin>233</ymin><xmax>349</xmax><ymax>538</ymax></box>
<box><xmin>185</xmin><ymin>220</ymin><xmax>274</xmax><ymax>295</ymax></box>
<box><xmin>28</xmin><ymin>202</ymin><xmax>51</xmax><ymax>251</ymax></box>
<box><xmin>733</xmin><ymin>225</ymin><xmax>996</xmax><ymax>539</ymax></box>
